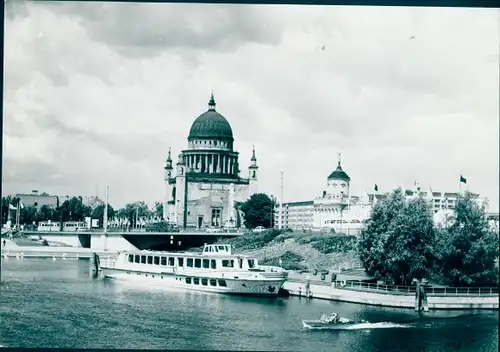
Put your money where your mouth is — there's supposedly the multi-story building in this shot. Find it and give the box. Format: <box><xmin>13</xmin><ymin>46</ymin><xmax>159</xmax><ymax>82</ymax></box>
<box><xmin>275</xmin><ymin>156</ymin><xmax>490</xmax><ymax>235</ymax></box>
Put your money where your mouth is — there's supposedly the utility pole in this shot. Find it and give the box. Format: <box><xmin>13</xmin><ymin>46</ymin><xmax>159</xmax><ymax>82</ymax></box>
<box><xmin>279</xmin><ymin>170</ymin><xmax>284</xmax><ymax>230</ymax></box>
<box><xmin>103</xmin><ymin>186</ymin><xmax>109</xmax><ymax>251</ymax></box>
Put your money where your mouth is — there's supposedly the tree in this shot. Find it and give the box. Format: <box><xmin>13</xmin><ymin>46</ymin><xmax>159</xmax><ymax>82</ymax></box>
<box><xmin>239</xmin><ymin>193</ymin><xmax>275</xmax><ymax>229</ymax></box>
<box><xmin>1</xmin><ymin>196</ymin><xmax>13</xmax><ymax>225</ymax></box>
<box><xmin>358</xmin><ymin>189</ymin><xmax>437</xmax><ymax>285</ymax></box>
<box><xmin>154</xmin><ymin>202</ymin><xmax>164</xmax><ymax>219</ymax></box>
<box><xmin>117</xmin><ymin>202</ymin><xmax>152</xmax><ymax>227</ymax></box>
<box><xmin>60</xmin><ymin>197</ymin><xmax>92</xmax><ymax>222</ymax></box>
<box><xmin>38</xmin><ymin>205</ymin><xmax>55</xmax><ymax>222</ymax></box>
<box><xmin>91</xmin><ymin>203</ymin><xmax>116</xmax><ymax>226</ymax></box>
<box><xmin>437</xmin><ymin>192</ymin><xmax>499</xmax><ymax>286</ymax></box>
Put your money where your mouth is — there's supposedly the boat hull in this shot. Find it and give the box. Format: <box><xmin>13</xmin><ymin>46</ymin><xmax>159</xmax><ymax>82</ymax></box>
<box><xmin>102</xmin><ymin>268</ymin><xmax>286</xmax><ymax>297</ymax></box>
<box><xmin>302</xmin><ymin>320</ymin><xmax>364</xmax><ymax>329</ymax></box>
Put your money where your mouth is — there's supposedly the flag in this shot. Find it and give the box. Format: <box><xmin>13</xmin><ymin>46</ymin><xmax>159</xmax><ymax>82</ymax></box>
<box><xmin>374</xmin><ymin>184</ymin><xmax>378</xmax><ymax>192</ymax></box>
<box><xmin>460</xmin><ymin>175</ymin><xmax>467</xmax><ymax>184</ymax></box>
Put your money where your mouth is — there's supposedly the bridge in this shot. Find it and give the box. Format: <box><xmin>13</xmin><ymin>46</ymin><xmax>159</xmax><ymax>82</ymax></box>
<box><xmin>21</xmin><ymin>230</ymin><xmax>244</xmax><ymax>252</ymax></box>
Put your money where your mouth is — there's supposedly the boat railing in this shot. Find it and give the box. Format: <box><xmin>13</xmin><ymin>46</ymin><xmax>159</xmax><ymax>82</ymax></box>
<box><xmin>259</xmin><ymin>265</ymin><xmax>287</xmax><ymax>273</ymax></box>
<box><xmin>99</xmin><ymin>255</ymin><xmax>116</xmax><ymax>269</ymax></box>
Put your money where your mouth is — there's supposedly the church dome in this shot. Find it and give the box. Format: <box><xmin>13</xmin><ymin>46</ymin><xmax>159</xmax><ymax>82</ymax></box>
<box><xmin>327</xmin><ymin>161</ymin><xmax>351</xmax><ymax>181</ymax></box>
<box><xmin>188</xmin><ymin>94</ymin><xmax>234</xmax><ymax>141</ymax></box>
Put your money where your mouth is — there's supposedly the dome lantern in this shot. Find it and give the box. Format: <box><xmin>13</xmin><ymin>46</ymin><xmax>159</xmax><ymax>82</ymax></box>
<box><xmin>327</xmin><ymin>153</ymin><xmax>351</xmax><ymax>181</ymax></box>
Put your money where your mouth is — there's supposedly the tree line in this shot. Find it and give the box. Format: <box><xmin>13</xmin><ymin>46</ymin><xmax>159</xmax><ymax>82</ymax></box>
<box><xmin>358</xmin><ymin>189</ymin><xmax>499</xmax><ymax>287</ymax></box>
<box><xmin>1</xmin><ymin>196</ymin><xmax>166</xmax><ymax>228</ymax></box>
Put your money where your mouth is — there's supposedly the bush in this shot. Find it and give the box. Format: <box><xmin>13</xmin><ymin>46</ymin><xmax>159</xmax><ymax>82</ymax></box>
<box><xmin>311</xmin><ymin>235</ymin><xmax>358</xmax><ymax>254</ymax></box>
<box><xmin>217</xmin><ymin>229</ymin><xmax>284</xmax><ymax>251</ymax></box>
<box><xmin>260</xmin><ymin>251</ymin><xmax>306</xmax><ymax>271</ymax></box>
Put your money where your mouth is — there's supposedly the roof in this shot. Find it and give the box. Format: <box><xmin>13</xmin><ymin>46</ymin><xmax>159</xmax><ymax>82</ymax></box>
<box><xmin>188</xmin><ymin>94</ymin><xmax>234</xmax><ymax>141</ymax></box>
<box><xmin>327</xmin><ymin>161</ymin><xmax>351</xmax><ymax>181</ymax></box>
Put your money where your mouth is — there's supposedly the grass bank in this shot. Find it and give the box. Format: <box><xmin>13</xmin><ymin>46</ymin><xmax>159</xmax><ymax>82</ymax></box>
<box><xmin>212</xmin><ymin>229</ymin><xmax>361</xmax><ymax>272</ymax></box>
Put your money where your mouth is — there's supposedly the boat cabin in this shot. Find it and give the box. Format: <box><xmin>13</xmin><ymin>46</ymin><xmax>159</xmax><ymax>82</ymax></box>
<box><xmin>202</xmin><ymin>244</ymin><xmax>233</xmax><ymax>256</ymax></box>
<box><xmin>122</xmin><ymin>244</ymin><xmax>260</xmax><ymax>271</ymax></box>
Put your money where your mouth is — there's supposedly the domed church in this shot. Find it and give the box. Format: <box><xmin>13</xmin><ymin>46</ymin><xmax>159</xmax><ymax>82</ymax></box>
<box><xmin>163</xmin><ymin>93</ymin><xmax>259</xmax><ymax>229</ymax></box>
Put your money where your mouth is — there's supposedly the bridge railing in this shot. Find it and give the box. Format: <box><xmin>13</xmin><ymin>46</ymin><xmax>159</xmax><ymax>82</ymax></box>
<box><xmin>287</xmin><ymin>278</ymin><xmax>499</xmax><ymax>296</ymax></box>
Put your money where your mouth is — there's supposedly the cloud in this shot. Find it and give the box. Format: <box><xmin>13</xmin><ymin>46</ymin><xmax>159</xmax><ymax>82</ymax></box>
<box><xmin>3</xmin><ymin>3</ymin><xmax>499</xmax><ymax>212</ymax></box>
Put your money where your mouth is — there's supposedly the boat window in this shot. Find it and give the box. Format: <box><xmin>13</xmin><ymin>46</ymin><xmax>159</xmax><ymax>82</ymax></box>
<box><xmin>161</xmin><ymin>257</ymin><xmax>167</xmax><ymax>266</ymax></box>
<box><xmin>178</xmin><ymin>258</ymin><xmax>184</xmax><ymax>267</ymax></box>
<box><xmin>134</xmin><ymin>255</ymin><xmax>140</xmax><ymax>263</ymax></box>
<box><xmin>211</xmin><ymin>260</ymin><xmax>216</xmax><ymax>269</ymax></box>
<box><xmin>238</xmin><ymin>258</ymin><xmax>243</xmax><ymax>269</ymax></box>
<box><xmin>154</xmin><ymin>256</ymin><xmax>160</xmax><ymax>265</ymax></box>
<box><xmin>128</xmin><ymin>255</ymin><xmax>134</xmax><ymax>263</ymax></box>
<box><xmin>187</xmin><ymin>258</ymin><xmax>193</xmax><ymax>267</ymax></box>
<box><xmin>247</xmin><ymin>259</ymin><xmax>255</xmax><ymax>269</ymax></box>
<box><xmin>218</xmin><ymin>246</ymin><xmax>226</xmax><ymax>251</ymax></box>
<box><xmin>218</xmin><ymin>279</ymin><xmax>227</xmax><ymax>287</ymax></box>
<box><xmin>215</xmin><ymin>247</ymin><xmax>219</xmax><ymax>252</ymax></box>
<box><xmin>201</xmin><ymin>278</ymin><xmax>208</xmax><ymax>286</ymax></box>
<box><xmin>147</xmin><ymin>256</ymin><xmax>153</xmax><ymax>265</ymax></box>
<box><xmin>209</xmin><ymin>279</ymin><xmax>217</xmax><ymax>286</ymax></box>
<box><xmin>193</xmin><ymin>278</ymin><xmax>200</xmax><ymax>285</ymax></box>
<box><xmin>225</xmin><ymin>246</ymin><xmax>229</xmax><ymax>252</ymax></box>
<box><xmin>202</xmin><ymin>259</ymin><xmax>210</xmax><ymax>269</ymax></box>
<box><xmin>222</xmin><ymin>260</ymin><xmax>234</xmax><ymax>268</ymax></box>
<box><xmin>195</xmin><ymin>259</ymin><xmax>201</xmax><ymax>268</ymax></box>
<box><xmin>185</xmin><ymin>277</ymin><xmax>191</xmax><ymax>284</ymax></box>
<box><xmin>141</xmin><ymin>255</ymin><xmax>146</xmax><ymax>264</ymax></box>
<box><xmin>168</xmin><ymin>257</ymin><xmax>175</xmax><ymax>266</ymax></box>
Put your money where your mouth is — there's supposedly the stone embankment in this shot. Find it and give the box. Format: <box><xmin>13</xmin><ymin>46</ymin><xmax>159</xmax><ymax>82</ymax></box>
<box><xmin>284</xmin><ymin>272</ymin><xmax>499</xmax><ymax>310</ymax></box>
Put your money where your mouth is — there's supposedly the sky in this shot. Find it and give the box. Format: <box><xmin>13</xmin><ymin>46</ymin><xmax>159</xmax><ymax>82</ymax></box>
<box><xmin>3</xmin><ymin>2</ymin><xmax>499</xmax><ymax>211</ymax></box>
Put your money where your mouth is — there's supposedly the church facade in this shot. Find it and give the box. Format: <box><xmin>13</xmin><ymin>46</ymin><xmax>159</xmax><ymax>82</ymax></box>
<box><xmin>163</xmin><ymin>94</ymin><xmax>259</xmax><ymax>229</ymax></box>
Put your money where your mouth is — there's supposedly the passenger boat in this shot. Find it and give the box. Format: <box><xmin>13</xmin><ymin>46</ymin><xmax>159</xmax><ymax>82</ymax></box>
<box><xmin>97</xmin><ymin>244</ymin><xmax>288</xmax><ymax>297</ymax></box>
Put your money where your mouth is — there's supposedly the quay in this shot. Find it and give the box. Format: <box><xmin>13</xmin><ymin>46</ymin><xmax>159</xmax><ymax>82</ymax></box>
<box><xmin>283</xmin><ymin>272</ymin><xmax>499</xmax><ymax>310</ymax></box>
<box><xmin>1</xmin><ymin>246</ymin><xmax>115</xmax><ymax>259</ymax></box>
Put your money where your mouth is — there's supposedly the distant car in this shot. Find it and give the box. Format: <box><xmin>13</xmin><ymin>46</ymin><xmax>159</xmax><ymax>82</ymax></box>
<box><xmin>253</xmin><ymin>226</ymin><xmax>266</xmax><ymax>233</ymax></box>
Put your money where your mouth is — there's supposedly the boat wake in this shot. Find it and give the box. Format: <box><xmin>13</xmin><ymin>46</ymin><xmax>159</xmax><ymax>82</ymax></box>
<box><xmin>303</xmin><ymin>321</ymin><xmax>410</xmax><ymax>330</ymax></box>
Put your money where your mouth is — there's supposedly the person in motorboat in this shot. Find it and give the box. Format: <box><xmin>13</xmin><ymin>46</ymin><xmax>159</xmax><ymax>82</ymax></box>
<box><xmin>320</xmin><ymin>312</ymin><xmax>339</xmax><ymax>323</ymax></box>
<box><xmin>320</xmin><ymin>312</ymin><xmax>353</xmax><ymax>324</ymax></box>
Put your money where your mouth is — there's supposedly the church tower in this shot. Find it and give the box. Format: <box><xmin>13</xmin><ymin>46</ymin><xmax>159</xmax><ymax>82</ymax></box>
<box><xmin>164</xmin><ymin>148</ymin><xmax>173</xmax><ymax>221</ymax></box>
<box><xmin>174</xmin><ymin>153</ymin><xmax>186</xmax><ymax>227</ymax></box>
<box><xmin>248</xmin><ymin>145</ymin><xmax>259</xmax><ymax>198</ymax></box>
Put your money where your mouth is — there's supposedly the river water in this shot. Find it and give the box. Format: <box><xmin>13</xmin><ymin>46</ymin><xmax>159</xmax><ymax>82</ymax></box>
<box><xmin>0</xmin><ymin>258</ymin><xmax>497</xmax><ymax>351</ymax></box>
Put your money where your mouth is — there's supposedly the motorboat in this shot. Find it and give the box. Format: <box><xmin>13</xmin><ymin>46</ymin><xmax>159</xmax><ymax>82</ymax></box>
<box><xmin>302</xmin><ymin>312</ymin><xmax>367</xmax><ymax>329</ymax></box>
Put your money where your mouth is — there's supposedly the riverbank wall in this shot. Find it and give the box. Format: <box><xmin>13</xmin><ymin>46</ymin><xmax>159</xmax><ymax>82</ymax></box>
<box><xmin>1</xmin><ymin>246</ymin><xmax>114</xmax><ymax>259</ymax></box>
<box><xmin>283</xmin><ymin>279</ymin><xmax>499</xmax><ymax>310</ymax></box>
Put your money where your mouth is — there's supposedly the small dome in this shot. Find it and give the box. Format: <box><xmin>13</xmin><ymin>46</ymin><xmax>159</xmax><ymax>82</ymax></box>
<box><xmin>188</xmin><ymin>94</ymin><xmax>234</xmax><ymax>141</ymax></box>
<box><xmin>328</xmin><ymin>162</ymin><xmax>351</xmax><ymax>181</ymax></box>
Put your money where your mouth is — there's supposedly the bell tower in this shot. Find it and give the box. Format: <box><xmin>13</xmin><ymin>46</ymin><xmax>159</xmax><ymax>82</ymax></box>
<box><xmin>163</xmin><ymin>148</ymin><xmax>173</xmax><ymax>221</ymax></box>
<box><xmin>248</xmin><ymin>145</ymin><xmax>259</xmax><ymax>198</ymax></box>
<box><xmin>174</xmin><ymin>153</ymin><xmax>186</xmax><ymax>227</ymax></box>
